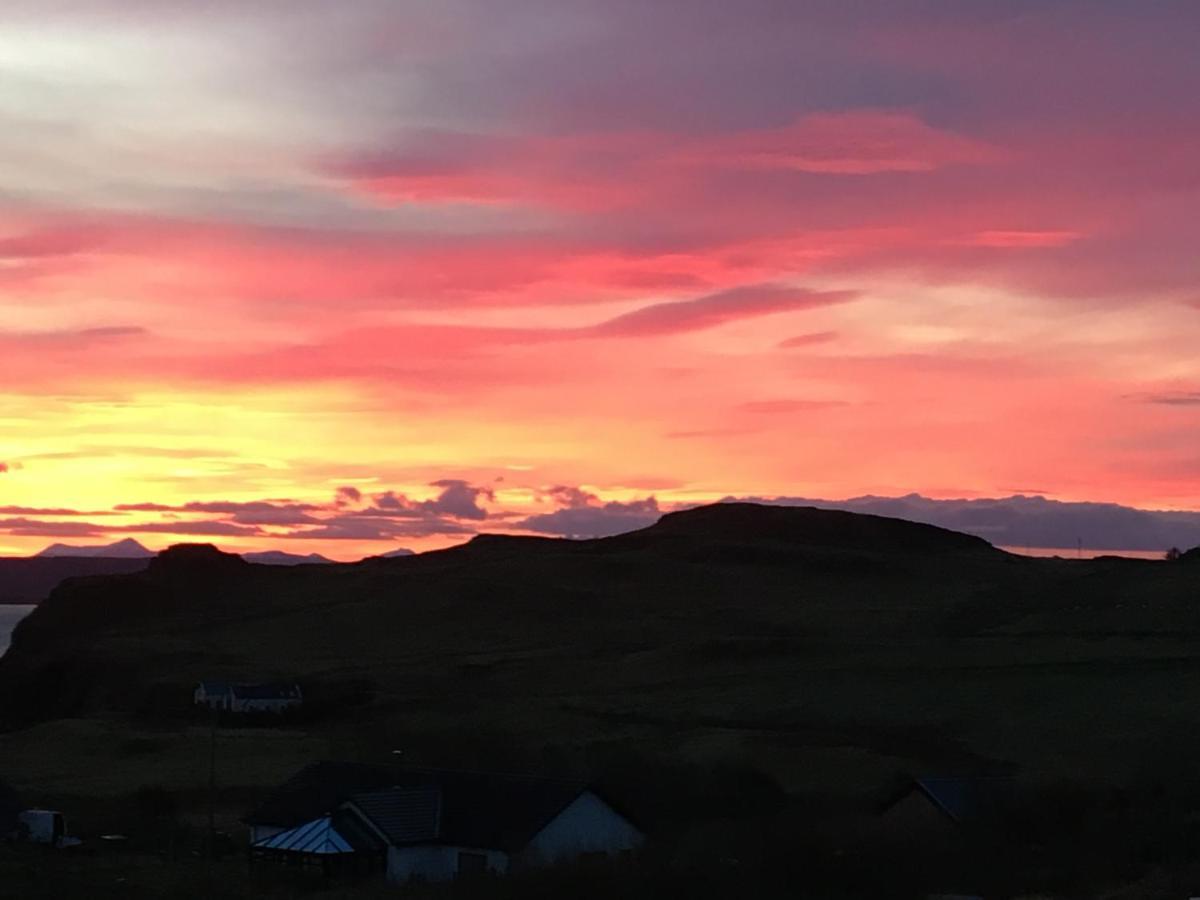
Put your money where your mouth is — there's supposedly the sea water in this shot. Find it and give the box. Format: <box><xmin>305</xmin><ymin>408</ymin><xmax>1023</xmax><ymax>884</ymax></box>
<box><xmin>0</xmin><ymin>604</ymin><xmax>36</xmax><ymax>657</ymax></box>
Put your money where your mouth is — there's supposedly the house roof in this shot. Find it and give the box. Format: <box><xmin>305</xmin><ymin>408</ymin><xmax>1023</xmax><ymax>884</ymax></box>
<box><xmin>345</xmin><ymin>769</ymin><xmax>595</xmax><ymax>853</ymax></box>
<box><xmin>231</xmin><ymin>683</ymin><xmax>301</xmax><ymax>700</ymax></box>
<box><xmin>197</xmin><ymin>680</ymin><xmax>231</xmax><ymax>695</ymax></box>
<box><xmin>252</xmin><ymin>816</ymin><xmax>355</xmax><ymax>855</ymax></box>
<box><xmin>895</xmin><ymin>777</ymin><xmax>1014</xmax><ymax>826</ymax></box>
<box><xmin>350</xmin><ymin>784</ymin><xmax>441</xmax><ymax>844</ymax></box>
<box><xmin>244</xmin><ymin>761</ymin><xmax>396</xmax><ymax>827</ymax></box>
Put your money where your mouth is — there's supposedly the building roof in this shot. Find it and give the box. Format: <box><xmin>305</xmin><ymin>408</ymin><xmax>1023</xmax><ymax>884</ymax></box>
<box><xmin>231</xmin><ymin>683</ymin><xmax>301</xmax><ymax>700</ymax></box>
<box><xmin>350</xmin><ymin>784</ymin><xmax>441</xmax><ymax>844</ymax></box>
<box><xmin>345</xmin><ymin>769</ymin><xmax>595</xmax><ymax>853</ymax></box>
<box><xmin>252</xmin><ymin>816</ymin><xmax>355</xmax><ymax>855</ymax></box>
<box><xmin>196</xmin><ymin>680</ymin><xmax>231</xmax><ymax>695</ymax></box>
<box><xmin>244</xmin><ymin>761</ymin><xmax>396</xmax><ymax>827</ymax></box>
<box><xmin>889</xmin><ymin>776</ymin><xmax>1014</xmax><ymax>826</ymax></box>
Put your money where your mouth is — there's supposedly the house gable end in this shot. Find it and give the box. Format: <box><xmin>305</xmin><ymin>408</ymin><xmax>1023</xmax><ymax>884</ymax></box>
<box><xmin>523</xmin><ymin>790</ymin><xmax>644</xmax><ymax>863</ymax></box>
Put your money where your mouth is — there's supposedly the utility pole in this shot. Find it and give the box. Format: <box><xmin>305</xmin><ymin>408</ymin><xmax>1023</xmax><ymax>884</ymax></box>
<box><xmin>207</xmin><ymin>706</ymin><xmax>217</xmax><ymax>875</ymax></box>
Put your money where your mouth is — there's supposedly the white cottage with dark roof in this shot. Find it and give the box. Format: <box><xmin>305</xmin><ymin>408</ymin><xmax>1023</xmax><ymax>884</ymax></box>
<box><xmin>193</xmin><ymin>681</ymin><xmax>302</xmax><ymax>714</ymax></box>
<box><xmin>341</xmin><ymin>770</ymin><xmax>644</xmax><ymax>883</ymax></box>
<box><xmin>245</xmin><ymin>764</ymin><xmax>644</xmax><ymax>884</ymax></box>
<box><xmin>194</xmin><ymin>680</ymin><xmax>232</xmax><ymax>711</ymax></box>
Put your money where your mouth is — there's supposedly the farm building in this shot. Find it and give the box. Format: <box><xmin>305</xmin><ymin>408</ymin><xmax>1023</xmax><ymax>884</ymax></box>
<box><xmin>243</xmin><ymin>761</ymin><xmax>395</xmax><ymax>844</ymax></box>
<box><xmin>230</xmin><ymin>683</ymin><xmax>303</xmax><ymax>713</ymax></box>
<box><xmin>194</xmin><ymin>680</ymin><xmax>232</xmax><ymax>711</ymax></box>
<box><xmin>342</xmin><ymin>770</ymin><xmax>644</xmax><ymax>884</ymax></box>
<box><xmin>877</xmin><ymin>776</ymin><xmax>1015</xmax><ymax>848</ymax></box>
<box><xmin>193</xmin><ymin>680</ymin><xmax>302</xmax><ymax>714</ymax></box>
<box><xmin>246</xmin><ymin>764</ymin><xmax>643</xmax><ymax>884</ymax></box>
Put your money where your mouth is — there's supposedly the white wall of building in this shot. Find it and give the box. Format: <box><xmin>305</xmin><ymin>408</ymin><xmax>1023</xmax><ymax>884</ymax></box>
<box><xmin>194</xmin><ymin>686</ymin><xmax>229</xmax><ymax>709</ymax></box>
<box><xmin>524</xmin><ymin>792</ymin><xmax>644</xmax><ymax>864</ymax></box>
<box><xmin>18</xmin><ymin>810</ymin><xmax>65</xmax><ymax>845</ymax></box>
<box><xmin>386</xmin><ymin>845</ymin><xmax>509</xmax><ymax>883</ymax></box>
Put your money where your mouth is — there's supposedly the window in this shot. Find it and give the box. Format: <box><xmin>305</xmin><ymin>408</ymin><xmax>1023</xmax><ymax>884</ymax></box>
<box><xmin>457</xmin><ymin>851</ymin><xmax>489</xmax><ymax>876</ymax></box>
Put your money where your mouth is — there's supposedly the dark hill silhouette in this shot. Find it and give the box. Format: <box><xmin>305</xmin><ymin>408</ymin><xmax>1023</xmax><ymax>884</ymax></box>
<box><xmin>1</xmin><ymin>502</ymin><xmax>1198</xmax><ymax>790</ymax></box>
<box><xmin>147</xmin><ymin>542</ymin><xmax>247</xmax><ymax>576</ymax></box>
<box><xmin>739</xmin><ymin>493</ymin><xmax>1200</xmax><ymax>552</ymax></box>
<box><xmin>644</xmin><ymin>502</ymin><xmax>995</xmax><ymax>554</ymax></box>
<box><xmin>0</xmin><ymin>544</ymin><xmax>335</xmax><ymax>607</ymax></box>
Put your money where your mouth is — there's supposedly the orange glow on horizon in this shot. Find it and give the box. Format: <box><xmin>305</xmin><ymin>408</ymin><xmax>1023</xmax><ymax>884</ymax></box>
<box><xmin>2</xmin><ymin>3</ymin><xmax>1199</xmax><ymax>557</ymax></box>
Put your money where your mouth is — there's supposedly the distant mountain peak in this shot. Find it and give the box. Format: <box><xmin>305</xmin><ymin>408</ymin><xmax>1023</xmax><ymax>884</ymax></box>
<box><xmin>242</xmin><ymin>550</ymin><xmax>333</xmax><ymax>566</ymax></box>
<box><xmin>35</xmin><ymin>537</ymin><xmax>154</xmax><ymax>559</ymax></box>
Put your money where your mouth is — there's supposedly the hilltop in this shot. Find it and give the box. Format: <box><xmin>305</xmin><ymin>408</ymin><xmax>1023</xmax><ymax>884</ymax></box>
<box><xmin>646</xmin><ymin>501</ymin><xmax>993</xmax><ymax>553</ymax></box>
<box><xmin>0</xmin><ymin>502</ymin><xmax>1198</xmax><ymax>797</ymax></box>
<box><xmin>0</xmin><ymin>545</ymin><xmax>342</xmax><ymax>605</ymax></box>
<box><xmin>35</xmin><ymin>538</ymin><xmax>154</xmax><ymax>559</ymax></box>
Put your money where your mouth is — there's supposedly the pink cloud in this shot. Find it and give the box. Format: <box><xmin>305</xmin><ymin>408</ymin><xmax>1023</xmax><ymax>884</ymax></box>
<box><xmin>516</xmin><ymin>491</ymin><xmax>661</xmax><ymax>538</ymax></box>
<box><xmin>590</xmin><ymin>285</ymin><xmax>855</xmax><ymax>338</ymax></box>
<box><xmin>776</xmin><ymin>331</ymin><xmax>838</xmax><ymax>349</ymax></box>
<box><xmin>0</xmin><ymin>506</ymin><xmax>116</xmax><ymax>516</ymax></box>
<box><xmin>736</xmin><ymin>399</ymin><xmax>848</xmax><ymax>415</ymax></box>
<box><xmin>325</xmin><ymin>112</ymin><xmax>1001</xmax><ymax>217</ymax></box>
<box><xmin>0</xmin><ymin>225</ymin><xmax>108</xmax><ymax>259</ymax></box>
<box><xmin>2</xmin><ymin>1</ymin><xmax>1200</xmax><ymax>540</ymax></box>
<box><xmin>321</xmin><ymin>129</ymin><xmax>661</xmax><ymax>210</ymax></box>
<box><xmin>681</xmin><ymin>111</ymin><xmax>1003</xmax><ymax>175</ymax></box>
<box><xmin>0</xmin><ymin>518</ymin><xmax>106</xmax><ymax>538</ymax></box>
<box><xmin>962</xmin><ymin>230</ymin><xmax>1083</xmax><ymax>249</ymax></box>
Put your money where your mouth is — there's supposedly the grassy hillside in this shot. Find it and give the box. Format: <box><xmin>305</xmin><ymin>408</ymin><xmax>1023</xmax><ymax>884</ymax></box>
<box><xmin>1</xmin><ymin>503</ymin><xmax>1198</xmax><ymax>803</ymax></box>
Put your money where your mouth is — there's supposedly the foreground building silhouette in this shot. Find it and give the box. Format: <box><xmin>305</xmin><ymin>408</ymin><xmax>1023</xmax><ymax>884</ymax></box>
<box><xmin>247</xmin><ymin>763</ymin><xmax>643</xmax><ymax>883</ymax></box>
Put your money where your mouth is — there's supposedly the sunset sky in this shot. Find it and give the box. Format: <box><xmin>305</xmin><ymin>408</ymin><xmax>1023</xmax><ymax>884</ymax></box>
<box><xmin>2</xmin><ymin>1</ymin><xmax>1199</xmax><ymax>558</ymax></box>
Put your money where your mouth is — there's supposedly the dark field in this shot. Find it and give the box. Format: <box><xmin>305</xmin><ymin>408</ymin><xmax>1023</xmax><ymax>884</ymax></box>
<box><xmin>2</xmin><ymin>504</ymin><xmax>1199</xmax><ymax>897</ymax></box>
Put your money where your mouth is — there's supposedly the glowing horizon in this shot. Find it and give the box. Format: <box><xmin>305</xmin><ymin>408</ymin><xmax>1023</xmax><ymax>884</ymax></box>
<box><xmin>2</xmin><ymin>2</ymin><xmax>1199</xmax><ymax>558</ymax></box>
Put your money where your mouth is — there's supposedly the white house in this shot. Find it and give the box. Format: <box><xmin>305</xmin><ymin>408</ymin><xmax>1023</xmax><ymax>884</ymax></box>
<box><xmin>194</xmin><ymin>681</ymin><xmax>302</xmax><ymax>714</ymax></box>
<box><xmin>242</xmin><ymin>761</ymin><xmax>397</xmax><ymax>844</ymax></box>
<box><xmin>249</xmin><ymin>813</ymin><xmax>385</xmax><ymax>878</ymax></box>
<box><xmin>229</xmin><ymin>683</ymin><xmax>303</xmax><ymax>714</ymax></box>
<box><xmin>341</xmin><ymin>770</ymin><xmax>644</xmax><ymax>884</ymax></box>
<box><xmin>194</xmin><ymin>680</ymin><xmax>232</xmax><ymax>711</ymax></box>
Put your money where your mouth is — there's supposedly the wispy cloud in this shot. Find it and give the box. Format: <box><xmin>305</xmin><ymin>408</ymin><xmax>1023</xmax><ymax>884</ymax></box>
<box><xmin>1127</xmin><ymin>391</ymin><xmax>1200</xmax><ymax>407</ymax></box>
<box><xmin>590</xmin><ymin>286</ymin><xmax>854</xmax><ymax>338</ymax></box>
<box><xmin>6</xmin><ymin>480</ymin><xmax>500</xmax><ymax>550</ymax></box>
<box><xmin>514</xmin><ymin>486</ymin><xmax>661</xmax><ymax>538</ymax></box>
<box><xmin>3</xmin><ymin>1</ymin><xmax>1200</xmax><ymax>552</ymax></box>
<box><xmin>776</xmin><ymin>331</ymin><xmax>838</xmax><ymax>349</ymax></box>
<box><xmin>736</xmin><ymin>399</ymin><xmax>848</xmax><ymax>415</ymax></box>
<box><xmin>0</xmin><ymin>506</ymin><xmax>118</xmax><ymax>516</ymax></box>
